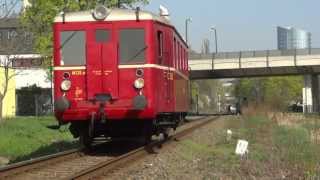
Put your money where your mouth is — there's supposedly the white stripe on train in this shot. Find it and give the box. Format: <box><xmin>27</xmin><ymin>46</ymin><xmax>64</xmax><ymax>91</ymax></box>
<box><xmin>53</xmin><ymin>64</ymin><xmax>189</xmax><ymax>80</ymax></box>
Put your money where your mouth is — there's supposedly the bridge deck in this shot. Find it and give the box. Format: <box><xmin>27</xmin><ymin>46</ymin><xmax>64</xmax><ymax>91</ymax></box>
<box><xmin>189</xmin><ymin>48</ymin><xmax>320</xmax><ymax>79</ymax></box>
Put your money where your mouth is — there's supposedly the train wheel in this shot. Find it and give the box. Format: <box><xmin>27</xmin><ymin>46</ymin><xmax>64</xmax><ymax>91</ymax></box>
<box><xmin>80</xmin><ymin>131</ymin><xmax>93</xmax><ymax>149</ymax></box>
<box><xmin>163</xmin><ymin>128</ymin><xmax>170</xmax><ymax>139</ymax></box>
<box><xmin>143</xmin><ymin>134</ymin><xmax>152</xmax><ymax>145</ymax></box>
<box><xmin>143</xmin><ymin>121</ymin><xmax>153</xmax><ymax>145</ymax></box>
<box><xmin>79</xmin><ymin>121</ymin><xmax>94</xmax><ymax>150</ymax></box>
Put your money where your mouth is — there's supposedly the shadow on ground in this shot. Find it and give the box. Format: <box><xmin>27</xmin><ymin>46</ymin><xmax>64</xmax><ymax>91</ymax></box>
<box><xmin>46</xmin><ymin>125</ymin><xmax>61</xmax><ymax>130</ymax></box>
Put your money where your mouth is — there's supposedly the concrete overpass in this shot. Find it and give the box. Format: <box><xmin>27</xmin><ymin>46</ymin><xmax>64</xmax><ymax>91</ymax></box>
<box><xmin>189</xmin><ymin>48</ymin><xmax>320</xmax><ymax>113</ymax></box>
<box><xmin>189</xmin><ymin>48</ymin><xmax>320</xmax><ymax>79</ymax></box>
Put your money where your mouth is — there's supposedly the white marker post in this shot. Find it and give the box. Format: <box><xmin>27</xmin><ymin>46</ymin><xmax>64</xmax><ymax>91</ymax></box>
<box><xmin>235</xmin><ymin>139</ymin><xmax>249</xmax><ymax>159</ymax></box>
<box><xmin>226</xmin><ymin>129</ymin><xmax>232</xmax><ymax>142</ymax></box>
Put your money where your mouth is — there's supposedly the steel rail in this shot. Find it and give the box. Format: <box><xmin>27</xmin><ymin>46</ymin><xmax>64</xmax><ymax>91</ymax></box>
<box><xmin>66</xmin><ymin>116</ymin><xmax>219</xmax><ymax>180</ymax></box>
<box><xmin>0</xmin><ymin>148</ymin><xmax>83</xmax><ymax>179</ymax></box>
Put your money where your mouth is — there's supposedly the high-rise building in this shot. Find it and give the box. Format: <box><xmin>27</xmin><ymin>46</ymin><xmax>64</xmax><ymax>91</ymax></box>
<box><xmin>201</xmin><ymin>38</ymin><xmax>210</xmax><ymax>54</ymax></box>
<box><xmin>277</xmin><ymin>26</ymin><xmax>311</xmax><ymax>50</ymax></box>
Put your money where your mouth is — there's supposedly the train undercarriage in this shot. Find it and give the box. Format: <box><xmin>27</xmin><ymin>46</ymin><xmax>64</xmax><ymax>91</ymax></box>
<box><xmin>68</xmin><ymin>113</ymin><xmax>187</xmax><ymax>148</ymax></box>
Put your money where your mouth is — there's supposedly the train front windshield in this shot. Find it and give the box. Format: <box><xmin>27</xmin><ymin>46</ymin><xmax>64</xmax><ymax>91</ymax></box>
<box><xmin>59</xmin><ymin>29</ymin><xmax>146</xmax><ymax>66</ymax></box>
<box><xmin>60</xmin><ymin>31</ymin><xmax>86</xmax><ymax>66</ymax></box>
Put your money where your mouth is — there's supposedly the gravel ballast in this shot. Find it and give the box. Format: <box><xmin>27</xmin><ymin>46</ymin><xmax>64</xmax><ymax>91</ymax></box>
<box><xmin>103</xmin><ymin>116</ymin><xmax>230</xmax><ymax>180</ymax></box>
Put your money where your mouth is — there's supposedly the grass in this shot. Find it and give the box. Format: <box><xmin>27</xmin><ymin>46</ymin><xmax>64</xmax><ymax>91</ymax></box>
<box><xmin>0</xmin><ymin>116</ymin><xmax>79</xmax><ymax>163</ymax></box>
<box><xmin>178</xmin><ymin>113</ymin><xmax>320</xmax><ymax>178</ymax></box>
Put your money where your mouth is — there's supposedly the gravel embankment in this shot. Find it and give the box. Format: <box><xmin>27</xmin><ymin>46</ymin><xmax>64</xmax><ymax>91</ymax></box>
<box><xmin>103</xmin><ymin>116</ymin><xmax>231</xmax><ymax>180</ymax></box>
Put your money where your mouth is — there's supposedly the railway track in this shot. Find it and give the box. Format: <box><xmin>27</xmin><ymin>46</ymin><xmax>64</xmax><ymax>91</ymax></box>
<box><xmin>0</xmin><ymin>116</ymin><xmax>218</xmax><ymax>180</ymax></box>
<box><xmin>0</xmin><ymin>149</ymin><xmax>83</xmax><ymax>179</ymax></box>
<box><xmin>66</xmin><ymin>116</ymin><xmax>218</xmax><ymax>180</ymax></box>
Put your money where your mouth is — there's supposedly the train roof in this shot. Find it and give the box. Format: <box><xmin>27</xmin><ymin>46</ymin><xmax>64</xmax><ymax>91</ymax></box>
<box><xmin>54</xmin><ymin>8</ymin><xmax>171</xmax><ymax>25</ymax></box>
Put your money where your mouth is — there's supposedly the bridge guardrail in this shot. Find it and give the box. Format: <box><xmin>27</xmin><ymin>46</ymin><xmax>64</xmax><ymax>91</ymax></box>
<box><xmin>189</xmin><ymin>48</ymin><xmax>320</xmax><ymax>60</ymax></box>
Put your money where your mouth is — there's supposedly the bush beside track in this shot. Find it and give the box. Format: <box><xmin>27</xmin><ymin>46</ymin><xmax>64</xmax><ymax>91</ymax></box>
<box><xmin>0</xmin><ymin>116</ymin><xmax>79</xmax><ymax>164</ymax></box>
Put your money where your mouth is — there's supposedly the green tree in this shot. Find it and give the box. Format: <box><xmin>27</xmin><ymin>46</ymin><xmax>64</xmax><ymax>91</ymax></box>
<box><xmin>20</xmin><ymin>0</ymin><xmax>150</xmax><ymax>66</ymax></box>
<box><xmin>235</xmin><ymin>76</ymin><xmax>303</xmax><ymax>110</ymax></box>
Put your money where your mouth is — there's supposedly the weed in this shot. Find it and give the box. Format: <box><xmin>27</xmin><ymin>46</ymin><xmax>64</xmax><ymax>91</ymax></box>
<box><xmin>179</xmin><ymin>140</ymin><xmax>215</xmax><ymax>161</ymax></box>
<box><xmin>272</xmin><ymin>126</ymin><xmax>320</xmax><ymax>170</ymax></box>
<box><xmin>211</xmin><ymin>113</ymin><xmax>320</xmax><ymax>178</ymax></box>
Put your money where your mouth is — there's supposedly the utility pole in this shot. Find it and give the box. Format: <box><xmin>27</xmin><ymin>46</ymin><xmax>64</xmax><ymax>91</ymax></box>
<box><xmin>210</xmin><ymin>27</ymin><xmax>218</xmax><ymax>53</ymax></box>
<box><xmin>185</xmin><ymin>17</ymin><xmax>192</xmax><ymax>47</ymax></box>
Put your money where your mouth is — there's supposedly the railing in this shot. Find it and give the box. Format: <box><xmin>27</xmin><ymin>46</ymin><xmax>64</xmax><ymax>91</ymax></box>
<box><xmin>189</xmin><ymin>48</ymin><xmax>320</xmax><ymax>60</ymax></box>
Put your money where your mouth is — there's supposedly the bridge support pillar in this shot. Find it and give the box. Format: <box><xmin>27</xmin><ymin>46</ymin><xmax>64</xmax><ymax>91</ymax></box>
<box><xmin>303</xmin><ymin>75</ymin><xmax>320</xmax><ymax>113</ymax></box>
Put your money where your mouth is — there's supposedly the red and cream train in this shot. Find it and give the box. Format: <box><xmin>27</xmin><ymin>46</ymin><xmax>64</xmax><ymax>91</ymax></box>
<box><xmin>53</xmin><ymin>6</ymin><xmax>189</xmax><ymax>147</ymax></box>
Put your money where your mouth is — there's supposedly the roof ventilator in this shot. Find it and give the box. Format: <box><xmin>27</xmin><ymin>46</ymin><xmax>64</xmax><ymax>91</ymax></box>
<box><xmin>92</xmin><ymin>5</ymin><xmax>110</xmax><ymax>20</ymax></box>
<box><xmin>159</xmin><ymin>5</ymin><xmax>170</xmax><ymax>20</ymax></box>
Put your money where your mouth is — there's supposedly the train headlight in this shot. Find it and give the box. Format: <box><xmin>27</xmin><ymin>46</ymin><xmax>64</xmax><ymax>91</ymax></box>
<box><xmin>134</xmin><ymin>78</ymin><xmax>144</xmax><ymax>89</ymax></box>
<box><xmin>92</xmin><ymin>5</ymin><xmax>109</xmax><ymax>20</ymax></box>
<box><xmin>61</xmin><ymin>79</ymin><xmax>71</xmax><ymax>91</ymax></box>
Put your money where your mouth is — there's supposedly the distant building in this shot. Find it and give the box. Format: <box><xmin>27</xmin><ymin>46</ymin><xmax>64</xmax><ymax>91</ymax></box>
<box><xmin>277</xmin><ymin>26</ymin><xmax>311</xmax><ymax>50</ymax></box>
<box><xmin>201</xmin><ymin>38</ymin><xmax>210</xmax><ymax>54</ymax></box>
<box><xmin>0</xmin><ymin>18</ymin><xmax>34</xmax><ymax>54</ymax></box>
<box><xmin>0</xmin><ymin>18</ymin><xmax>51</xmax><ymax>116</ymax></box>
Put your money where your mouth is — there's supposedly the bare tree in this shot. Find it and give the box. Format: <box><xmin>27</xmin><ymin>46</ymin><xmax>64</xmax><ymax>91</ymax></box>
<box><xmin>0</xmin><ymin>0</ymin><xmax>20</xmax><ymax>18</ymax></box>
<box><xmin>0</xmin><ymin>0</ymin><xmax>30</xmax><ymax>121</ymax></box>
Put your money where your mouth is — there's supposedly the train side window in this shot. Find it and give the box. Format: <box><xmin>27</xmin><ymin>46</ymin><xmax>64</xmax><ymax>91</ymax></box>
<box><xmin>120</xmin><ymin>29</ymin><xmax>145</xmax><ymax>64</ymax></box>
<box><xmin>180</xmin><ymin>45</ymin><xmax>183</xmax><ymax>71</ymax></box>
<box><xmin>95</xmin><ymin>29</ymin><xmax>110</xmax><ymax>43</ymax></box>
<box><xmin>181</xmin><ymin>45</ymin><xmax>183</xmax><ymax>70</ymax></box>
<box><xmin>182</xmin><ymin>48</ymin><xmax>185</xmax><ymax>71</ymax></box>
<box><xmin>60</xmin><ymin>31</ymin><xmax>86</xmax><ymax>65</ymax></box>
<box><xmin>184</xmin><ymin>49</ymin><xmax>187</xmax><ymax>71</ymax></box>
<box><xmin>157</xmin><ymin>31</ymin><xmax>163</xmax><ymax>63</ymax></box>
<box><xmin>178</xmin><ymin>43</ymin><xmax>181</xmax><ymax>70</ymax></box>
<box><xmin>173</xmin><ymin>38</ymin><xmax>176</xmax><ymax>68</ymax></box>
<box><xmin>181</xmin><ymin>47</ymin><xmax>184</xmax><ymax>71</ymax></box>
<box><xmin>185</xmin><ymin>49</ymin><xmax>188</xmax><ymax>71</ymax></box>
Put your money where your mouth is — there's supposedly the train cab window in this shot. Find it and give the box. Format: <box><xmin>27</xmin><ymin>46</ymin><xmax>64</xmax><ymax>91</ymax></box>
<box><xmin>120</xmin><ymin>29</ymin><xmax>145</xmax><ymax>64</ymax></box>
<box><xmin>157</xmin><ymin>31</ymin><xmax>163</xmax><ymax>62</ymax></box>
<box><xmin>95</xmin><ymin>29</ymin><xmax>110</xmax><ymax>43</ymax></box>
<box><xmin>60</xmin><ymin>31</ymin><xmax>86</xmax><ymax>66</ymax></box>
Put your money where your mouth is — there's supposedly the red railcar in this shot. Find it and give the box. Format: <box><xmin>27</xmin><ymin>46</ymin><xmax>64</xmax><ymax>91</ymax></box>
<box><xmin>53</xmin><ymin>6</ymin><xmax>189</xmax><ymax>147</ymax></box>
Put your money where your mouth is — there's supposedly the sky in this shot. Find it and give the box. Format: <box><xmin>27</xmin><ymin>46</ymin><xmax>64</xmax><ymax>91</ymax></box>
<box><xmin>143</xmin><ymin>0</ymin><xmax>320</xmax><ymax>53</ymax></box>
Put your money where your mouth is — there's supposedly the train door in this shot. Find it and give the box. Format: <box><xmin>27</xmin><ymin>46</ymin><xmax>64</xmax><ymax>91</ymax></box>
<box><xmin>165</xmin><ymin>32</ymin><xmax>174</xmax><ymax>106</ymax></box>
<box><xmin>158</xmin><ymin>30</ymin><xmax>173</xmax><ymax>110</ymax></box>
<box><xmin>86</xmin><ymin>24</ymin><xmax>118</xmax><ymax>100</ymax></box>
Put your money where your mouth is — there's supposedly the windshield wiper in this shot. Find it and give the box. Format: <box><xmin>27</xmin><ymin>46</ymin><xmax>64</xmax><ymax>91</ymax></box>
<box><xmin>59</xmin><ymin>31</ymin><xmax>78</xmax><ymax>50</ymax></box>
<box><xmin>126</xmin><ymin>46</ymin><xmax>148</xmax><ymax>63</ymax></box>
